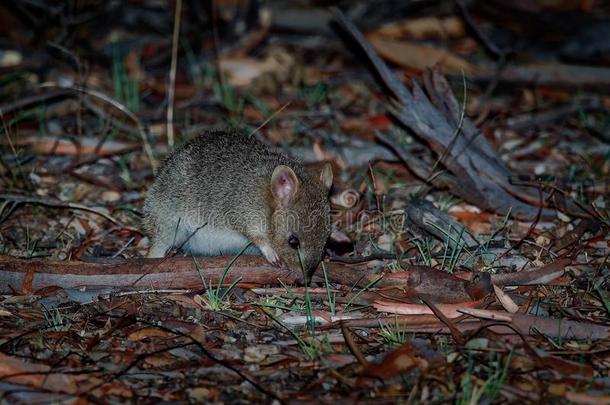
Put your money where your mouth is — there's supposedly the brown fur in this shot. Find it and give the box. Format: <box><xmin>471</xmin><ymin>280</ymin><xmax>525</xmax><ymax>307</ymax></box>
<box><xmin>143</xmin><ymin>130</ymin><xmax>332</xmax><ymax>278</ymax></box>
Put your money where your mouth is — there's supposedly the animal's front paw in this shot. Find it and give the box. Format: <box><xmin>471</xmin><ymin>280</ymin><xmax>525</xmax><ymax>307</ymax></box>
<box><xmin>260</xmin><ymin>244</ymin><xmax>282</xmax><ymax>267</ymax></box>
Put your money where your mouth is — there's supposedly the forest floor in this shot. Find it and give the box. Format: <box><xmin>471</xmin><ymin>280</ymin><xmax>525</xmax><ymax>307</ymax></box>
<box><xmin>0</xmin><ymin>1</ymin><xmax>609</xmax><ymax>403</ymax></box>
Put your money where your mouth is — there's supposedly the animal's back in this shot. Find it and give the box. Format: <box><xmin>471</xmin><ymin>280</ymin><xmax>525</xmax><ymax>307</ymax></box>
<box><xmin>142</xmin><ymin>131</ymin><xmax>300</xmax><ymax>257</ymax></box>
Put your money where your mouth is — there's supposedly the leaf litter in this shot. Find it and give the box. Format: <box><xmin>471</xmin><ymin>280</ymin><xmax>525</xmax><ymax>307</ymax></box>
<box><xmin>0</xmin><ymin>0</ymin><xmax>609</xmax><ymax>403</ymax></box>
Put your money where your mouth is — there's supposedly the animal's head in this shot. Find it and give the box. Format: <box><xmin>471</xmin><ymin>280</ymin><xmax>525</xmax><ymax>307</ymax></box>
<box><xmin>268</xmin><ymin>163</ymin><xmax>332</xmax><ymax>280</ymax></box>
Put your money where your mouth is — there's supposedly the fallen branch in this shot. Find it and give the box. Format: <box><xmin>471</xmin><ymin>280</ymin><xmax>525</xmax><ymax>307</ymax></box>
<box><xmin>0</xmin><ymin>255</ymin><xmax>293</xmax><ymax>293</ymax></box>
<box><xmin>0</xmin><ymin>254</ymin><xmax>567</xmax><ymax>301</ymax></box>
<box><xmin>404</xmin><ymin>198</ymin><xmax>479</xmax><ymax>250</ymax></box>
<box><xmin>491</xmin><ymin>258</ymin><xmax>570</xmax><ymax>286</ymax></box>
<box><xmin>459</xmin><ymin>308</ymin><xmax>609</xmax><ymax>341</ymax></box>
<box><xmin>0</xmin><ymin>255</ymin><xmax>488</xmax><ymax>303</ymax></box>
<box><xmin>327</xmin><ymin>313</ymin><xmax>609</xmax><ymax>341</ymax></box>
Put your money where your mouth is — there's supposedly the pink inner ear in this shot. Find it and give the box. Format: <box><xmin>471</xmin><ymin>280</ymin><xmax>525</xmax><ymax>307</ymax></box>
<box><xmin>275</xmin><ymin>171</ymin><xmax>294</xmax><ymax>200</ymax></box>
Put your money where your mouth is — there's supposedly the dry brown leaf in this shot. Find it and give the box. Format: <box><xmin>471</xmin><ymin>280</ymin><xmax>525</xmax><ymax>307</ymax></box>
<box><xmin>362</xmin><ymin>343</ymin><xmax>427</xmax><ymax>379</ymax></box>
<box><xmin>368</xmin><ymin>36</ymin><xmax>477</xmax><ymax>74</ymax></box>
<box><xmin>372</xmin><ymin>16</ymin><xmax>465</xmax><ymax>40</ymax></box>
<box><xmin>219</xmin><ymin>58</ymin><xmax>264</xmax><ymax>87</ymax></box>
<box><xmin>565</xmin><ymin>391</ymin><xmax>610</xmax><ymax>405</ymax></box>
<box><xmin>244</xmin><ymin>344</ymin><xmax>280</xmax><ymax>363</ymax></box>
<box><xmin>220</xmin><ymin>48</ymin><xmax>303</xmax><ymax>88</ymax></box>
<box><xmin>0</xmin><ymin>353</ymin><xmax>79</xmax><ymax>394</ymax></box>
<box><xmin>143</xmin><ymin>352</ymin><xmax>178</xmax><ymax>368</ymax></box>
<box><xmin>493</xmin><ymin>285</ymin><xmax>519</xmax><ymax>313</ymax></box>
<box><xmin>188</xmin><ymin>324</ymin><xmax>208</xmax><ymax>345</ymax></box>
<box><xmin>164</xmin><ymin>294</ymin><xmax>203</xmax><ymax>309</ymax></box>
<box><xmin>145</xmin><ymin>78</ymin><xmax>196</xmax><ymax>99</ymax></box>
<box><xmin>126</xmin><ymin>327</ymin><xmax>171</xmax><ymax>341</ymax></box>
<box><xmin>90</xmin><ymin>378</ymin><xmax>134</xmax><ymax>398</ymax></box>
<box><xmin>188</xmin><ymin>387</ymin><xmax>221</xmax><ymax>402</ymax></box>
<box><xmin>373</xmin><ymin>299</ymin><xmax>484</xmax><ymax>318</ymax></box>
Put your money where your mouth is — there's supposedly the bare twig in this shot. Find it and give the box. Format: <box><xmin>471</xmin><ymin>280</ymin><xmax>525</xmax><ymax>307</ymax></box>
<box><xmin>491</xmin><ymin>258</ymin><xmax>570</xmax><ymax>286</ymax></box>
<box><xmin>340</xmin><ymin>322</ymin><xmax>369</xmax><ymax>366</ymax></box>
<box><xmin>0</xmin><ymin>193</ymin><xmax>123</xmax><ymax>225</ymax></box>
<box><xmin>420</xmin><ymin>295</ymin><xmax>465</xmax><ymax>345</ymax></box>
<box><xmin>248</xmin><ymin>101</ymin><xmax>291</xmax><ymax>137</ymax></box>
<box><xmin>112</xmin><ymin>237</ymin><xmax>135</xmax><ymax>258</ymax></box>
<box><xmin>166</xmin><ymin>0</ymin><xmax>183</xmax><ymax>148</ymax></box>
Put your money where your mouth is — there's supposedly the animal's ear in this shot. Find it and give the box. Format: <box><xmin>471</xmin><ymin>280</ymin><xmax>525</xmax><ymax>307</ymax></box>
<box><xmin>320</xmin><ymin>163</ymin><xmax>333</xmax><ymax>190</ymax></box>
<box><xmin>271</xmin><ymin>165</ymin><xmax>299</xmax><ymax>206</ymax></box>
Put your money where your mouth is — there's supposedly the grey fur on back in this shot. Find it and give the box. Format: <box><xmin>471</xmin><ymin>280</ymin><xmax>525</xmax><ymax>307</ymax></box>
<box><xmin>143</xmin><ymin>130</ymin><xmax>331</xmax><ymax>276</ymax></box>
<box><xmin>145</xmin><ymin>131</ymin><xmax>291</xmax><ymax>224</ymax></box>
<box><xmin>144</xmin><ymin>131</ymin><xmax>290</xmax><ymax>247</ymax></box>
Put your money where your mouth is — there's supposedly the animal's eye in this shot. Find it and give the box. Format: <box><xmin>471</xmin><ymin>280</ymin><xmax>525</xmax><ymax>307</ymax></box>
<box><xmin>288</xmin><ymin>234</ymin><xmax>300</xmax><ymax>249</ymax></box>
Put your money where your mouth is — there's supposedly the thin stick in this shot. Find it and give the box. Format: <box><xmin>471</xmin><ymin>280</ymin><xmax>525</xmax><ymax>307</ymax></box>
<box><xmin>211</xmin><ymin>0</ymin><xmax>229</xmax><ymax>107</ymax></box>
<box><xmin>248</xmin><ymin>101</ymin><xmax>291</xmax><ymax>137</ymax></box>
<box><xmin>340</xmin><ymin>322</ymin><xmax>369</xmax><ymax>366</ymax></box>
<box><xmin>112</xmin><ymin>237</ymin><xmax>135</xmax><ymax>258</ymax></box>
<box><xmin>0</xmin><ymin>193</ymin><xmax>123</xmax><ymax>225</ymax></box>
<box><xmin>167</xmin><ymin>0</ymin><xmax>183</xmax><ymax>148</ymax></box>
